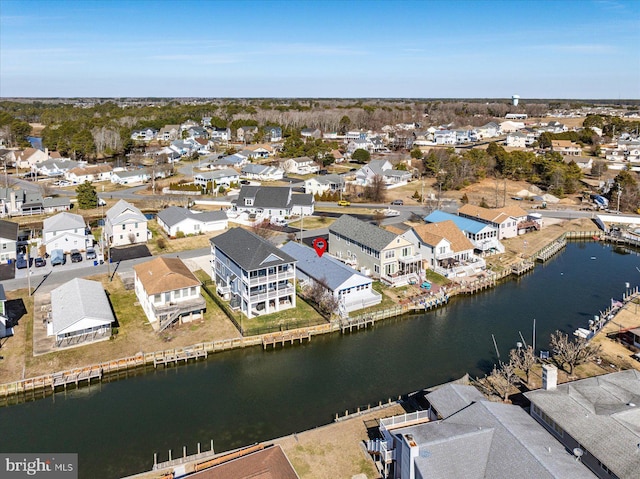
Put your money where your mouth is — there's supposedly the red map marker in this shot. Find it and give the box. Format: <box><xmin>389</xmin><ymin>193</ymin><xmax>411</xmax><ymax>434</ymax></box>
<box><xmin>312</xmin><ymin>238</ymin><xmax>327</xmax><ymax>257</ymax></box>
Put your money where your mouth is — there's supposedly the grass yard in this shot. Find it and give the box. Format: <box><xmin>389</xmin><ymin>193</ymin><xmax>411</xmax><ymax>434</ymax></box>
<box><xmin>240</xmin><ymin>296</ymin><xmax>326</xmax><ymax>335</ymax></box>
<box><xmin>287</xmin><ymin>215</ymin><xmax>336</xmax><ymax>230</ymax></box>
<box><xmin>146</xmin><ymin>219</ymin><xmax>223</xmax><ymax>255</ymax></box>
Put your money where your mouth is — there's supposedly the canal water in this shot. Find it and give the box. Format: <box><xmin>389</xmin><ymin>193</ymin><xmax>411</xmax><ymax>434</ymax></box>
<box><xmin>0</xmin><ymin>242</ymin><xmax>638</xmax><ymax>478</ymax></box>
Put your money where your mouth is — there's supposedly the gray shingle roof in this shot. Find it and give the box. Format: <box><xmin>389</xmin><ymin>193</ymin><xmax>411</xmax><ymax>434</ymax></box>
<box><xmin>157</xmin><ymin>206</ymin><xmax>227</xmax><ymax>228</ymax></box>
<box><xmin>106</xmin><ymin>199</ymin><xmax>146</xmax><ymax>225</ymax></box>
<box><xmin>194</xmin><ymin>168</ymin><xmax>239</xmax><ymax>181</ymax></box>
<box><xmin>0</xmin><ymin>219</ymin><xmax>18</xmax><ymax>241</ymax></box>
<box><xmin>51</xmin><ymin>278</ymin><xmax>115</xmax><ymax>335</ymax></box>
<box><xmin>425</xmin><ymin>384</ymin><xmax>485</xmax><ymax>419</ymax></box>
<box><xmin>279</xmin><ymin>241</ymin><xmax>369</xmax><ymax>291</ymax></box>
<box><xmin>395</xmin><ymin>399</ymin><xmax>596</xmax><ymax>479</ymax></box>
<box><xmin>210</xmin><ymin>227</ymin><xmax>296</xmax><ymax>271</ymax></box>
<box><xmin>329</xmin><ymin>215</ymin><xmax>398</xmax><ymax>252</ymax></box>
<box><xmin>525</xmin><ymin>370</ymin><xmax>640</xmax><ymax>479</ymax></box>
<box><xmin>43</xmin><ymin>212</ymin><xmax>85</xmax><ymax>232</ymax></box>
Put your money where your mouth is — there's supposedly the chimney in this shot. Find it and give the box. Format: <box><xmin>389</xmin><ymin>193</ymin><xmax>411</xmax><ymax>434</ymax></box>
<box><xmin>542</xmin><ymin>364</ymin><xmax>558</xmax><ymax>390</ymax></box>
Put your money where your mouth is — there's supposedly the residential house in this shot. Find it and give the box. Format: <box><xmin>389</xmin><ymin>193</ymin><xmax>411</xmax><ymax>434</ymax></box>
<box><xmin>241</xmin><ymin>163</ymin><xmax>284</xmax><ymax>181</ymax></box>
<box><xmin>158</xmin><ymin>125</ymin><xmax>181</xmax><ymax>142</ymax></box>
<box><xmin>42</xmin><ymin>212</ymin><xmax>90</xmax><ymax>255</ymax></box>
<box><xmin>344</xmin><ymin>130</ymin><xmax>366</xmax><ymax>141</ymax></box>
<box><xmin>458</xmin><ymin>204</ymin><xmax>529</xmax><ymax>239</ymax></box>
<box><xmin>476</xmin><ymin>122</ymin><xmax>501</xmax><ymax>139</ymax></box>
<box><xmin>328</xmin><ymin>215</ymin><xmax>421</xmax><ymax>286</ymax></box>
<box><xmin>242</xmin><ymin>143</ymin><xmax>274</xmax><ymax>159</ymax></box>
<box><xmin>330</xmin><ymin>149</ymin><xmax>345</xmax><ymax>163</ymax></box>
<box><xmin>0</xmin><ymin>219</ymin><xmax>18</xmax><ymax>263</ymax></box>
<box><xmin>304</xmin><ymin>174</ymin><xmax>345</xmax><ymax>197</ymax></box>
<box><xmin>552</xmin><ymin>140</ymin><xmax>582</xmax><ymax>156</ymax></box>
<box><xmin>186</xmin><ymin>126</ymin><xmax>209</xmax><ymax>139</ymax></box>
<box><xmin>209</xmin><ymin>127</ymin><xmax>231</xmax><ymax>142</ymax></box>
<box><xmin>526</xmin><ymin>368</ymin><xmax>640</xmax><ymax>479</ymax></box>
<box><xmin>233</xmin><ymin>186</ymin><xmax>314</xmax><ymax>220</ymax></box>
<box><xmin>0</xmin><ymin>284</ymin><xmax>11</xmax><ymax>339</ymax></box>
<box><xmin>280</xmin><ymin>156</ymin><xmax>320</xmax><ymax>175</ymax></box>
<box><xmin>264</xmin><ymin>125</ymin><xmax>283</xmax><ymax>142</ymax></box>
<box><xmin>193</xmin><ymin>168</ymin><xmax>240</xmax><ymax>189</ymax></box>
<box><xmin>542</xmin><ymin>120</ymin><xmax>568</xmax><ymax>133</ymax></box>
<box><xmin>370</xmin><ymin>383</ymin><xmax>596</xmax><ymax>479</ymax></box>
<box><xmin>130</xmin><ymin>128</ymin><xmax>158</xmax><ymax>142</ymax></box>
<box><xmin>522</xmin><ymin>127</ymin><xmax>539</xmax><ymax>146</ymax></box>
<box><xmin>346</xmin><ymin>138</ymin><xmax>370</xmax><ymax>155</ymax></box>
<box><xmin>48</xmin><ymin>278</ymin><xmax>115</xmax><ymax>347</ymax></box>
<box><xmin>32</xmin><ymin>158</ymin><xmax>79</xmax><ymax>178</ymax></box>
<box><xmin>0</xmin><ymin>187</ymin><xmax>70</xmax><ymax>217</ymax></box>
<box><xmin>300</xmin><ymin>127</ymin><xmax>322</xmax><ymax>139</ymax></box>
<box><xmin>433</xmin><ymin>130</ymin><xmax>457</xmax><ymax>145</ymax></box>
<box><xmin>424</xmin><ymin>210</ymin><xmax>504</xmax><ymax>254</ymax></box>
<box><xmin>170</xmin><ymin>139</ymin><xmax>195</xmax><ymax>157</ymax></box>
<box><xmin>182</xmin><ymin>445</ymin><xmax>299</xmax><ymax>479</ymax></box>
<box><xmin>104</xmin><ymin>199</ymin><xmax>148</xmax><ymax>247</ymax></box>
<box><xmin>500</xmin><ymin>120</ymin><xmax>525</xmax><ymax>132</ymax></box>
<box><xmin>210</xmin><ymin>227</ymin><xmax>297</xmax><ymax>318</ymax></box>
<box><xmin>111</xmin><ymin>168</ymin><xmax>151</xmax><ymax>185</ymax></box>
<box><xmin>43</xmin><ymin>196</ymin><xmax>71</xmax><ymax>214</ymax></box>
<box><xmin>400</xmin><ymin>220</ymin><xmax>482</xmax><ymax>278</ymax></box>
<box><xmin>505</xmin><ymin>131</ymin><xmax>528</xmax><ymax>148</ymax></box>
<box><xmin>280</xmin><ymin>241</ymin><xmax>381</xmax><ymax>313</ymax></box>
<box><xmin>15</xmin><ymin>148</ymin><xmax>48</xmax><ymax>169</ymax></box>
<box><xmin>156</xmin><ymin>206</ymin><xmax>228</xmax><ymax>237</ymax></box>
<box><xmin>237</xmin><ymin>125</ymin><xmax>259</xmax><ymax>143</ymax></box>
<box><xmin>192</xmin><ymin>137</ymin><xmax>211</xmax><ymax>154</ymax></box>
<box><xmin>65</xmin><ymin>164</ymin><xmax>113</xmax><ymax>184</ymax></box>
<box><xmin>412</xmin><ymin>130</ymin><xmax>433</xmax><ymax>146</ymax></box>
<box><xmin>455</xmin><ymin>129</ymin><xmax>478</xmax><ymax>144</ymax></box>
<box><xmin>567</xmin><ymin>156</ymin><xmax>594</xmax><ymax>170</ymax></box>
<box><xmin>133</xmin><ymin>257</ymin><xmax>206</xmax><ymax>331</ymax></box>
<box><xmin>209</xmin><ymin>153</ymin><xmax>249</xmax><ymax>169</ymax></box>
<box><xmin>355</xmin><ymin>159</ymin><xmax>411</xmax><ymax>186</ymax></box>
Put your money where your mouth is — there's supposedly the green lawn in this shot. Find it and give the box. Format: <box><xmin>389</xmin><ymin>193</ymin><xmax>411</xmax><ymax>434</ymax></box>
<box><xmin>238</xmin><ymin>296</ymin><xmax>326</xmax><ymax>335</ymax></box>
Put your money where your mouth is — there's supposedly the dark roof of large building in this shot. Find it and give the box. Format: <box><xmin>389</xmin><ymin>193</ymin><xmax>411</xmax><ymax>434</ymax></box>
<box><xmin>0</xmin><ymin>219</ymin><xmax>18</xmax><ymax>241</ymax></box>
<box><xmin>329</xmin><ymin>215</ymin><xmax>398</xmax><ymax>252</ymax></box>
<box><xmin>210</xmin><ymin>227</ymin><xmax>296</xmax><ymax>271</ymax></box>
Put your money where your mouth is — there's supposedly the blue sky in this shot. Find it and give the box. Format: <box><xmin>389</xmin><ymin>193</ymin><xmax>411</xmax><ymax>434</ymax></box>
<box><xmin>1</xmin><ymin>0</ymin><xmax>638</xmax><ymax>98</ymax></box>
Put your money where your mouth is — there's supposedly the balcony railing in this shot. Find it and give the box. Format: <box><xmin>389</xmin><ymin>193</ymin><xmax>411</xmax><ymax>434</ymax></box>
<box><xmin>249</xmin><ymin>285</ymin><xmax>295</xmax><ymax>303</ymax></box>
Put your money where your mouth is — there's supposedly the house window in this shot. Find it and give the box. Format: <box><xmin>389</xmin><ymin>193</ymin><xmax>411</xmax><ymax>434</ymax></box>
<box><xmin>135</xmin><ymin>222</ymin><xmax>138</xmax><ymax>228</ymax></box>
<box><xmin>190</xmin><ymin>287</ymin><xmax>196</xmax><ymax>296</ymax></box>
<box><xmin>119</xmin><ymin>235</ymin><xmax>123</xmax><ymax>240</ymax></box>
<box><xmin>154</xmin><ymin>294</ymin><xmax>161</xmax><ymax>303</ymax></box>
<box><xmin>402</xmin><ymin>247</ymin><xmax>410</xmax><ymax>257</ymax></box>
<box><xmin>174</xmin><ymin>289</ymin><xmax>181</xmax><ymax>299</ymax></box>
<box><xmin>194</xmin><ymin>224</ymin><xmax>200</xmax><ymax>231</ymax></box>
<box><xmin>385</xmin><ymin>250</ymin><xmax>395</xmax><ymax>259</ymax></box>
<box><xmin>122</xmin><ymin>225</ymin><xmax>126</xmax><ymax>230</ymax></box>
<box><xmin>374</xmin><ymin>265</ymin><xmax>380</xmax><ymax>274</ymax></box>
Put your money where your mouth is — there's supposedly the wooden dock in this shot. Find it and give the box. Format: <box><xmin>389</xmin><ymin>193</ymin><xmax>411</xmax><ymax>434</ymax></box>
<box><xmin>262</xmin><ymin>330</ymin><xmax>312</xmax><ymax>349</ymax></box>
<box><xmin>152</xmin><ymin>347</ymin><xmax>208</xmax><ymax>367</ymax></box>
<box><xmin>536</xmin><ymin>237</ymin><xmax>567</xmax><ymax>262</ymax></box>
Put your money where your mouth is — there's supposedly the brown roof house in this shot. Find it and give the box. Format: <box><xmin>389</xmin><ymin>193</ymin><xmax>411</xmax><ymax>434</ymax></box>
<box><xmin>133</xmin><ymin>257</ymin><xmax>206</xmax><ymax>332</ymax></box>
<box><xmin>458</xmin><ymin>204</ymin><xmax>529</xmax><ymax>239</ymax></box>
<box><xmin>401</xmin><ymin>220</ymin><xmax>483</xmax><ymax>277</ymax></box>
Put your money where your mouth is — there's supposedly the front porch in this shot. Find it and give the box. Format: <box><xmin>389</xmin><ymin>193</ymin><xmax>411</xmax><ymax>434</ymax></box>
<box><xmin>151</xmin><ymin>297</ymin><xmax>207</xmax><ymax>332</ymax></box>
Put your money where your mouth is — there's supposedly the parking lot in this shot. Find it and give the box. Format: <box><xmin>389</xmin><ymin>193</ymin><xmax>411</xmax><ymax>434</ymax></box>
<box><xmin>13</xmin><ymin>245</ymin><xmax>105</xmax><ymax>281</ymax></box>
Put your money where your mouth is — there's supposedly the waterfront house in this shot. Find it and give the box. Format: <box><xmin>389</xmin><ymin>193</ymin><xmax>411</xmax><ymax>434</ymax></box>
<box><xmin>304</xmin><ymin>174</ymin><xmax>346</xmax><ymax>197</ymax></box>
<box><xmin>48</xmin><ymin>278</ymin><xmax>115</xmax><ymax>347</ymax></box>
<box><xmin>370</xmin><ymin>383</ymin><xmax>596</xmax><ymax>479</ymax></box>
<box><xmin>280</xmin><ymin>156</ymin><xmax>320</xmax><ymax>175</ymax></box>
<box><xmin>424</xmin><ymin>210</ymin><xmax>504</xmax><ymax>254</ymax></box>
<box><xmin>156</xmin><ymin>206</ymin><xmax>227</xmax><ymax>237</ymax></box>
<box><xmin>42</xmin><ymin>212</ymin><xmax>90</xmax><ymax>255</ymax></box>
<box><xmin>0</xmin><ymin>219</ymin><xmax>18</xmax><ymax>264</ymax></box>
<box><xmin>526</xmin><ymin>367</ymin><xmax>640</xmax><ymax>479</ymax></box>
<box><xmin>193</xmin><ymin>168</ymin><xmax>240</xmax><ymax>189</ymax></box>
<box><xmin>328</xmin><ymin>215</ymin><xmax>421</xmax><ymax>286</ymax></box>
<box><xmin>241</xmin><ymin>163</ymin><xmax>284</xmax><ymax>181</ymax></box>
<box><xmin>458</xmin><ymin>204</ymin><xmax>529</xmax><ymax>239</ymax></box>
<box><xmin>104</xmin><ymin>199</ymin><xmax>148</xmax><ymax>247</ymax></box>
<box><xmin>233</xmin><ymin>186</ymin><xmax>314</xmax><ymax>220</ymax></box>
<box><xmin>210</xmin><ymin>227</ymin><xmax>297</xmax><ymax>318</ymax></box>
<box><xmin>280</xmin><ymin>241</ymin><xmax>381</xmax><ymax>314</ymax></box>
<box><xmin>400</xmin><ymin>220</ymin><xmax>482</xmax><ymax>277</ymax></box>
<box><xmin>133</xmin><ymin>257</ymin><xmax>206</xmax><ymax>331</ymax></box>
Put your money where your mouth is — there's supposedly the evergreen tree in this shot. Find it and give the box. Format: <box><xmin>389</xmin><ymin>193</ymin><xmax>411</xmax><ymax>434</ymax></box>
<box><xmin>75</xmin><ymin>181</ymin><xmax>98</xmax><ymax>209</ymax></box>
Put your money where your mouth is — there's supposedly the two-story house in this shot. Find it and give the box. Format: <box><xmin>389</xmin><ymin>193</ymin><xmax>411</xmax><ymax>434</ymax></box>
<box><xmin>104</xmin><ymin>199</ymin><xmax>148</xmax><ymax>247</ymax></box>
<box><xmin>42</xmin><ymin>212</ymin><xmax>91</xmax><ymax>254</ymax></box>
<box><xmin>424</xmin><ymin>210</ymin><xmax>504</xmax><ymax>254</ymax></box>
<box><xmin>399</xmin><ymin>221</ymin><xmax>482</xmax><ymax>278</ymax></box>
<box><xmin>264</xmin><ymin>126</ymin><xmax>283</xmax><ymax>142</ymax></box>
<box><xmin>210</xmin><ymin>127</ymin><xmax>231</xmax><ymax>142</ymax></box>
<box><xmin>304</xmin><ymin>174</ymin><xmax>346</xmax><ymax>197</ymax></box>
<box><xmin>133</xmin><ymin>257</ymin><xmax>206</xmax><ymax>331</ymax></box>
<box><xmin>210</xmin><ymin>227</ymin><xmax>297</xmax><ymax>318</ymax></box>
<box><xmin>233</xmin><ymin>186</ymin><xmax>314</xmax><ymax>220</ymax></box>
<box><xmin>355</xmin><ymin>159</ymin><xmax>411</xmax><ymax>186</ymax></box>
<box><xmin>0</xmin><ymin>219</ymin><xmax>18</xmax><ymax>264</ymax></box>
<box><xmin>458</xmin><ymin>204</ymin><xmax>529</xmax><ymax>239</ymax></box>
<box><xmin>280</xmin><ymin>156</ymin><xmax>320</xmax><ymax>175</ymax></box>
<box><xmin>328</xmin><ymin>215</ymin><xmax>421</xmax><ymax>286</ymax></box>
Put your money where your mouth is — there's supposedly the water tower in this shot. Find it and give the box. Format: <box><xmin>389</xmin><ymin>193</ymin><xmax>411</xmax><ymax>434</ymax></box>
<box><xmin>512</xmin><ymin>94</ymin><xmax>520</xmax><ymax>106</ymax></box>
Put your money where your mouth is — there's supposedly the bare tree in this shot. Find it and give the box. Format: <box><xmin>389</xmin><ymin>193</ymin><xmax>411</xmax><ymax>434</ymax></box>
<box><xmin>251</xmin><ymin>220</ymin><xmax>276</xmax><ymax>239</ymax></box>
<box><xmin>509</xmin><ymin>345</ymin><xmax>537</xmax><ymax>386</ymax></box>
<box><xmin>304</xmin><ymin>277</ymin><xmax>339</xmax><ymax>317</ymax></box>
<box><xmin>128</xmin><ymin>232</ymin><xmax>136</xmax><ymax>244</ymax></box>
<box><xmin>365</xmin><ymin>174</ymin><xmax>387</xmax><ymax>203</ymax></box>
<box><xmin>550</xmin><ymin>330</ymin><xmax>601</xmax><ymax>375</ymax></box>
<box><xmin>488</xmin><ymin>360</ymin><xmax>518</xmax><ymax>402</ymax></box>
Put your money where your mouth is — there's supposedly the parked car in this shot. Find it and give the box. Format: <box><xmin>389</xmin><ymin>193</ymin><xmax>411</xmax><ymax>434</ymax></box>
<box><xmin>51</xmin><ymin>249</ymin><xmax>66</xmax><ymax>266</ymax></box>
<box><xmin>240</xmin><ymin>180</ymin><xmax>250</xmax><ymax>185</ymax></box>
<box><xmin>70</xmin><ymin>249</ymin><xmax>83</xmax><ymax>263</ymax></box>
<box><xmin>15</xmin><ymin>255</ymin><xmax>28</xmax><ymax>269</ymax></box>
<box><xmin>390</xmin><ymin>199</ymin><xmax>404</xmax><ymax>206</ymax></box>
<box><xmin>86</xmin><ymin>247</ymin><xmax>97</xmax><ymax>260</ymax></box>
<box><xmin>34</xmin><ymin>257</ymin><xmax>46</xmax><ymax>267</ymax></box>
<box><xmin>338</xmin><ymin>200</ymin><xmax>351</xmax><ymax>206</ymax></box>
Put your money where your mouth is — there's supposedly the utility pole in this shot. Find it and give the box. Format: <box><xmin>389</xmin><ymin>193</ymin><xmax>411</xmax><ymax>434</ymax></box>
<box><xmin>617</xmin><ymin>184</ymin><xmax>622</xmax><ymax>213</ymax></box>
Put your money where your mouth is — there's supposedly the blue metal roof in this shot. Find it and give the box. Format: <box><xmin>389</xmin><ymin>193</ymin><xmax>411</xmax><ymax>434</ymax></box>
<box><xmin>424</xmin><ymin>210</ymin><xmax>487</xmax><ymax>234</ymax></box>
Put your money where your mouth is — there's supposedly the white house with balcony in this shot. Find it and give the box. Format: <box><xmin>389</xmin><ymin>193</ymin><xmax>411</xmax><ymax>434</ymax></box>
<box><xmin>210</xmin><ymin>227</ymin><xmax>297</xmax><ymax>318</ymax></box>
<box><xmin>104</xmin><ymin>199</ymin><xmax>148</xmax><ymax>247</ymax></box>
<box><xmin>133</xmin><ymin>257</ymin><xmax>206</xmax><ymax>331</ymax></box>
<box><xmin>458</xmin><ymin>204</ymin><xmax>530</xmax><ymax>239</ymax></box>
